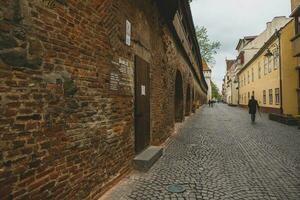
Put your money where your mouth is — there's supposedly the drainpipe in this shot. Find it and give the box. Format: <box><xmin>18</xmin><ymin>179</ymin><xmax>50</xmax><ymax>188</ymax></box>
<box><xmin>276</xmin><ymin>30</ymin><xmax>283</xmax><ymax>114</ymax></box>
<box><xmin>237</xmin><ymin>77</ymin><xmax>240</xmax><ymax>105</ymax></box>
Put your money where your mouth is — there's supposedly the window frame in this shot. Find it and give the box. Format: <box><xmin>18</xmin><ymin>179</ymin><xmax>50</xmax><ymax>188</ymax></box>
<box><xmin>273</xmin><ymin>49</ymin><xmax>279</xmax><ymax>70</ymax></box>
<box><xmin>247</xmin><ymin>71</ymin><xmax>250</xmax><ymax>84</ymax></box>
<box><xmin>264</xmin><ymin>57</ymin><xmax>268</xmax><ymax>75</ymax></box>
<box><xmin>268</xmin><ymin>56</ymin><xmax>272</xmax><ymax>73</ymax></box>
<box><xmin>269</xmin><ymin>89</ymin><xmax>273</xmax><ymax>105</ymax></box>
<box><xmin>275</xmin><ymin>88</ymin><xmax>280</xmax><ymax>105</ymax></box>
<box><xmin>263</xmin><ymin>90</ymin><xmax>266</xmax><ymax>104</ymax></box>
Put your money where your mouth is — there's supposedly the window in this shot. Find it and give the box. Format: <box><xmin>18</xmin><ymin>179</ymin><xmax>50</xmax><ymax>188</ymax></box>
<box><xmin>240</xmin><ymin>76</ymin><xmax>243</xmax><ymax>87</ymax></box>
<box><xmin>248</xmin><ymin>92</ymin><xmax>250</xmax><ymax>101</ymax></box>
<box><xmin>273</xmin><ymin>49</ymin><xmax>279</xmax><ymax>70</ymax></box>
<box><xmin>268</xmin><ymin>56</ymin><xmax>272</xmax><ymax>73</ymax></box>
<box><xmin>275</xmin><ymin>88</ymin><xmax>280</xmax><ymax>105</ymax></box>
<box><xmin>252</xmin><ymin>68</ymin><xmax>254</xmax><ymax>82</ymax></box>
<box><xmin>258</xmin><ymin>62</ymin><xmax>261</xmax><ymax>79</ymax></box>
<box><xmin>244</xmin><ymin>75</ymin><xmax>246</xmax><ymax>85</ymax></box>
<box><xmin>247</xmin><ymin>71</ymin><xmax>250</xmax><ymax>84</ymax></box>
<box><xmin>269</xmin><ymin>89</ymin><xmax>273</xmax><ymax>105</ymax></box>
<box><xmin>264</xmin><ymin>57</ymin><xmax>268</xmax><ymax>75</ymax></box>
<box><xmin>263</xmin><ymin>90</ymin><xmax>266</xmax><ymax>104</ymax></box>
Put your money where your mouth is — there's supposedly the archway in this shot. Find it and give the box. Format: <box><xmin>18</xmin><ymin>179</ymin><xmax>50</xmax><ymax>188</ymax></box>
<box><xmin>175</xmin><ymin>71</ymin><xmax>184</xmax><ymax>122</ymax></box>
<box><xmin>185</xmin><ymin>84</ymin><xmax>191</xmax><ymax>116</ymax></box>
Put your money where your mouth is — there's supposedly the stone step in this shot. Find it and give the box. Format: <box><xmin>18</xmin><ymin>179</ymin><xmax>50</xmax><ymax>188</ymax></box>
<box><xmin>133</xmin><ymin>146</ymin><xmax>163</xmax><ymax>172</ymax></box>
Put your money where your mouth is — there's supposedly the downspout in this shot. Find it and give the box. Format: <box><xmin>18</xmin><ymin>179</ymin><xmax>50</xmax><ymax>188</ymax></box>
<box><xmin>276</xmin><ymin>30</ymin><xmax>283</xmax><ymax>114</ymax></box>
<box><xmin>237</xmin><ymin>77</ymin><xmax>240</xmax><ymax>105</ymax></box>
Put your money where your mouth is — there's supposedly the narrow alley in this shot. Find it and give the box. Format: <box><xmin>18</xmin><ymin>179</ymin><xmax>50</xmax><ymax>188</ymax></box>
<box><xmin>102</xmin><ymin>104</ymin><xmax>300</xmax><ymax>200</ymax></box>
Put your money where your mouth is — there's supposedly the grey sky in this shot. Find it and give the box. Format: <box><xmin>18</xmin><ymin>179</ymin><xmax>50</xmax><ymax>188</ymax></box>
<box><xmin>190</xmin><ymin>0</ymin><xmax>291</xmax><ymax>90</ymax></box>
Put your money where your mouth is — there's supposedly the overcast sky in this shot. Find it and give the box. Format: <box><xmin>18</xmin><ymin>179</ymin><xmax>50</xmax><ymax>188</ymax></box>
<box><xmin>190</xmin><ymin>0</ymin><xmax>291</xmax><ymax>90</ymax></box>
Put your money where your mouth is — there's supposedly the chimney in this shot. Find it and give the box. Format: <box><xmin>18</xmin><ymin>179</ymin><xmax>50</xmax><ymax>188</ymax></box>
<box><xmin>266</xmin><ymin>22</ymin><xmax>271</xmax><ymax>30</ymax></box>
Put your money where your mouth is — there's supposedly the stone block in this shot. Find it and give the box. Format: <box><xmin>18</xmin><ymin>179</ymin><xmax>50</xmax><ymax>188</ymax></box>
<box><xmin>133</xmin><ymin>146</ymin><xmax>163</xmax><ymax>172</ymax></box>
<box><xmin>269</xmin><ymin>113</ymin><xmax>298</xmax><ymax>126</ymax></box>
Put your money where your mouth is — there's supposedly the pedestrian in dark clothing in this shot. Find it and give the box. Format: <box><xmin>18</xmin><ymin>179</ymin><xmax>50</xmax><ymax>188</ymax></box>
<box><xmin>248</xmin><ymin>96</ymin><xmax>260</xmax><ymax>123</ymax></box>
<box><xmin>208</xmin><ymin>100</ymin><xmax>211</xmax><ymax>107</ymax></box>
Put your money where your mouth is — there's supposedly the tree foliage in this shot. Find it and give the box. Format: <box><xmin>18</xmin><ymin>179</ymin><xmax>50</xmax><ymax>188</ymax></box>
<box><xmin>211</xmin><ymin>81</ymin><xmax>221</xmax><ymax>100</ymax></box>
<box><xmin>195</xmin><ymin>26</ymin><xmax>221</xmax><ymax>66</ymax></box>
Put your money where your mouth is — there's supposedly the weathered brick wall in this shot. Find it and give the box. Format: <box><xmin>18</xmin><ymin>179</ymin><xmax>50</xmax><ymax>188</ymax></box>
<box><xmin>0</xmin><ymin>0</ymin><xmax>207</xmax><ymax>199</ymax></box>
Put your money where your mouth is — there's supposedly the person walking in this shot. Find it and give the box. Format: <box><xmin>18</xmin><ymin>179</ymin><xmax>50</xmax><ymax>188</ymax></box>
<box><xmin>208</xmin><ymin>100</ymin><xmax>211</xmax><ymax>107</ymax></box>
<box><xmin>248</xmin><ymin>96</ymin><xmax>260</xmax><ymax>123</ymax></box>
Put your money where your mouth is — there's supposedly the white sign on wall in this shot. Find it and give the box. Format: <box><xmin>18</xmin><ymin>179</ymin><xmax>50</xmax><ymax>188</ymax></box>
<box><xmin>141</xmin><ymin>85</ymin><xmax>146</xmax><ymax>96</ymax></box>
<box><xmin>126</xmin><ymin>20</ymin><xmax>131</xmax><ymax>46</ymax></box>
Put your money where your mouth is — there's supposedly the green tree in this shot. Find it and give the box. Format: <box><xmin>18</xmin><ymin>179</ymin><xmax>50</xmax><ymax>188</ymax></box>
<box><xmin>211</xmin><ymin>81</ymin><xmax>221</xmax><ymax>100</ymax></box>
<box><xmin>195</xmin><ymin>26</ymin><xmax>221</xmax><ymax>65</ymax></box>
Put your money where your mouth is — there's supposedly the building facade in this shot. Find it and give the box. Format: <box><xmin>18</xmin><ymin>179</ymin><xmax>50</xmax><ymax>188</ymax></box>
<box><xmin>229</xmin><ymin>17</ymin><xmax>290</xmax><ymax>107</ymax></box>
<box><xmin>224</xmin><ymin>59</ymin><xmax>235</xmax><ymax>104</ymax></box>
<box><xmin>0</xmin><ymin>0</ymin><xmax>207</xmax><ymax>199</ymax></box>
<box><xmin>290</xmin><ymin>0</ymin><xmax>300</xmax><ymax>114</ymax></box>
<box><xmin>238</xmin><ymin>35</ymin><xmax>281</xmax><ymax>113</ymax></box>
<box><xmin>238</xmin><ymin>19</ymin><xmax>299</xmax><ymax>115</ymax></box>
<box><xmin>202</xmin><ymin>59</ymin><xmax>212</xmax><ymax>102</ymax></box>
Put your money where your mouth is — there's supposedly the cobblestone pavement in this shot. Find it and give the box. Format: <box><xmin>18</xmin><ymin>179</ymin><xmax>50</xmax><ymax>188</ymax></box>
<box><xmin>100</xmin><ymin>104</ymin><xmax>300</xmax><ymax>200</ymax></box>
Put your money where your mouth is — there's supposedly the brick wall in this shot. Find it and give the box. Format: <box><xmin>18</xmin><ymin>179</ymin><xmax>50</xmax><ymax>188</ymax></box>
<box><xmin>0</xmin><ymin>0</ymin><xmax>207</xmax><ymax>199</ymax></box>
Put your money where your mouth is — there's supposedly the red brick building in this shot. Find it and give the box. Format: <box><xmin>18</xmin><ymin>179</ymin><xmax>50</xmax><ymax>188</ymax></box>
<box><xmin>0</xmin><ymin>0</ymin><xmax>208</xmax><ymax>199</ymax></box>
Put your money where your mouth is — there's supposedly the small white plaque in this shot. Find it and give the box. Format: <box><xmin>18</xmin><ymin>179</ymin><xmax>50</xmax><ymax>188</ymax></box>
<box><xmin>141</xmin><ymin>85</ymin><xmax>146</xmax><ymax>96</ymax></box>
<box><xmin>126</xmin><ymin>20</ymin><xmax>131</xmax><ymax>46</ymax></box>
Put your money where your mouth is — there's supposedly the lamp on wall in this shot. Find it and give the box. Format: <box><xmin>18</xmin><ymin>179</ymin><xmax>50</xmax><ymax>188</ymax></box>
<box><xmin>264</xmin><ymin>49</ymin><xmax>273</xmax><ymax>57</ymax></box>
<box><xmin>263</xmin><ymin>30</ymin><xmax>283</xmax><ymax>114</ymax></box>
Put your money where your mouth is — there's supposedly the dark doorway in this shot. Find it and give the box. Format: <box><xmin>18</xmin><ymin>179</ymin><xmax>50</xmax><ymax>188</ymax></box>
<box><xmin>185</xmin><ymin>84</ymin><xmax>191</xmax><ymax>116</ymax></box>
<box><xmin>175</xmin><ymin>70</ymin><xmax>184</xmax><ymax>122</ymax></box>
<box><xmin>134</xmin><ymin>56</ymin><xmax>150</xmax><ymax>154</ymax></box>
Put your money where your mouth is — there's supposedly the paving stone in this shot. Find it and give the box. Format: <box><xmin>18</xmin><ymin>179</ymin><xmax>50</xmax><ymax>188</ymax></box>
<box><xmin>100</xmin><ymin>104</ymin><xmax>300</xmax><ymax>200</ymax></box>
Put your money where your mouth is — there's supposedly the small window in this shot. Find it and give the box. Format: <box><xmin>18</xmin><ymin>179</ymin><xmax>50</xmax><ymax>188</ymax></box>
<box><xmin>248</xmin><ymin>71</ymin><xmax>250</xmax><ymax>84</ymax></box>
<box><xmin>275</xmin><ymin>88</ymin><xmax>280</xmax><ymax>105</ymax></box>
<box><xmin>248</xmin><ymin>92</ymin><xmax>250</xmax><ymax>101</ymax></box>
<box><xmin>268</xmin><ymin>57</ymin><xmax>272</xmax><ymax>73</ymax></box>
<box><xmin>263</xmin><ymin>90</ymin><xmax>266</xmax><ymax>104</ymax></box>
<box><xmin>252</xmin><ymin>68</ymin><xmax>254</xmax><ymax>82</ymax></box>
<box><xmin>264</xmin><ymin>58</ymin><xmax>268</xmax><ymax>75</ymax></box>
<box><xmin>273</xmin><ymin>49</ymin><xmax>279</xmax><ymax>70</ymax></box>
<box><xmin>269</xmin><ymin>89</ymin><xmax>273</xmax><ymax>105</ymax></box>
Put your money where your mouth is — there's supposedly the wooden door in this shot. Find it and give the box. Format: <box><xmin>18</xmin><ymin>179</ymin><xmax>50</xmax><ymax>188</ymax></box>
<box><xmin>134</xmin><ymin>56</ymin><xmax>150</xmax><ymax>154</ymax></box>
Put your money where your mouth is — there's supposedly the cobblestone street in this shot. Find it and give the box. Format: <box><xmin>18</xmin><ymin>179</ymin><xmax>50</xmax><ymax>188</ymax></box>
<box><xmin>101</xmin><ymin>104</ymin><xmax>300</xmax><ymax>200</ymax></box>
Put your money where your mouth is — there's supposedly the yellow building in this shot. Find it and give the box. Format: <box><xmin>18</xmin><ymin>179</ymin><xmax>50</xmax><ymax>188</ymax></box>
<box><xmin>290</xmin><ymin>0</ymin><xmax>300</xmax><ymax>114</ymax></box>
<box><xmin>238</xmin><ymin>19</ymin><xmax>299</xmax><ymax>115</ymax></box>
<box><xmin>281</xmin><ymin>20</ymin><xmax>299</xmax><ymax>115</ymax></box>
